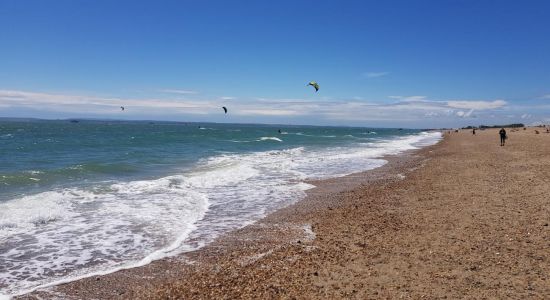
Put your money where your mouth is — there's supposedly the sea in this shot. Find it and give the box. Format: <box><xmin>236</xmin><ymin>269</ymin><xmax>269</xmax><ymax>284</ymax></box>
<box><xmin>0</xmin><ymin>119</ymin><xmax>441</xmax><ymax>297</ymax></box>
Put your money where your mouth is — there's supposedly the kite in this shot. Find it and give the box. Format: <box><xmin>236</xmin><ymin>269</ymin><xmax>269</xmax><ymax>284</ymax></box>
<box><xmin>307</xmin><ymin>81</ymin><xmax>319</xmax><ymax>92</ymax></box>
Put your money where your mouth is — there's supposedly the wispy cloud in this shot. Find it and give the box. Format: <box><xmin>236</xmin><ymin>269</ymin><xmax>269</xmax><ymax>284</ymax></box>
<box><xmin>0</xmin><ymin>89</ymin><xmax>520</xmax><ymax>126</ymax></box>
<box><xmin>456</xmin><ymin>109</ymin><xmax>475</xmax><ymax>118</ymax></box>
<box><xmin>159</xmin><ymin>89</ymin><xmax>199</xmax><ymax>95</ymax></box>
<box><xmin>0</xmin><ymin>90</ymin><xmax>214</xmax><ymax>114</ymax></box>
<box><xmin>237</xmin><ymin>109</ymin><xmax>304</xmax><ymax>116</ymax></box>
<box><xmin>362</xmin><ymin>72</ymin><xmax>389</xmax><ymax>78</ymax></box>
<box><xmin>424</xmin><ymin>112</ymin><xmax>440</xmax><ymax>117</ymax></box>
<box><xmin>539</xmin><ymin>94</ymin><xmax>550</xmax><ymax>99</ymax></box>
<box><xmin>386</xmin><ymin>96</ymin><xmax>505</xmax><ymax>119</ymax></box>
<box><xmin>255</xmin><ymin>98</ymin><xmax>321</xmax><ymax>104</ymax></box>
<box><xmin>385</xmin><ymin>96</ymin><xmax>508</xmax><ymax>120</ymax></box>
<box><xmin>220</xmin><ymin>96</ymin><xmax>235</xmax><ymax>100</ymax></box>
<box><xmin>388</xmin><ymin>95</ymin><xmax>427</xmax><ymax>102</ymax></box>
<box><xmin>447</xmin><ymin>100</ymin><xmax>506</xmax><ymax>110</ymax></box>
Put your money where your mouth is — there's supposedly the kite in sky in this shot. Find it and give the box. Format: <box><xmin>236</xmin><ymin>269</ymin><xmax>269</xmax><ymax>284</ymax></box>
<box><xmin>307</xmin><ymin>81</ymin><xmax>319</xmax><ymax>92</ymax></box>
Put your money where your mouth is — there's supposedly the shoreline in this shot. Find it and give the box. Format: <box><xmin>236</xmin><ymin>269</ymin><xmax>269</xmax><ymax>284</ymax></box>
<box><xmin>19</xmin><ymin>127</ymin><xmax>550</xmax><ymax>298</ymax></box>
<box><xmin>15</xmin><ymin>133</ymin><xmax>440</xmax><ymax>299</ymax></box>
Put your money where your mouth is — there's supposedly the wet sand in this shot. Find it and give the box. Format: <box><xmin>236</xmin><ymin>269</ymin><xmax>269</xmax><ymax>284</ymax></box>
<box><xmin>20</xmin><ymin>128</ymin><xmax>550</xmax><ymax>299</ymax></box>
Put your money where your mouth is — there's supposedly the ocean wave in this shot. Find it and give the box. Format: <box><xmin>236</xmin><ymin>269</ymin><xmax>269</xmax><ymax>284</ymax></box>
<box><xmin>258</xmin><ymin>137</ymin><xmax>283</xmax><ymax>142</ymax></box>
<box><xmin>24</xmin><ymin>170</ymin><xmax>43</xmax><ymax>175</ymax></box>
<box><xmin>290</xmin><ymin>132</ymin><xmax>337</xmax><ymax>138</ymax></box>
<box><xmin>0</xmin><ymin>174</ymin><xmax>47</xmax><ymax>187</ymax></box>
<box><xmin>225</xmin><ymin>139</ymin><xmax>254</xmax><ymax>143</ymax></box>
<box><xmin>0</xmin><ymin>163</ymin><xmax>140</xmax><ymax>188</ymax></box>
<box><xmin>0</xmin><ymin>130</ymin><xmax>442</xmax><ymax>296</ymax></box>
<box><xmin>56</xmin><ymin>163</ymin><xmax>139</xmax><ymax>176</ymax></box>
<box><xmin>0</xmin><ymin>176</ymin><xmax>210</xmax><ymax>295</ymax></box>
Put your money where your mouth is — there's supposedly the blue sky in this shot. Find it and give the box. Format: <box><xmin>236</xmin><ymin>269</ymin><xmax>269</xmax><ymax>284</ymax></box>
<box><xmin>1</xmin><ymin>0</ymin><xmax>549</xmax><ymax>128</ymax></box>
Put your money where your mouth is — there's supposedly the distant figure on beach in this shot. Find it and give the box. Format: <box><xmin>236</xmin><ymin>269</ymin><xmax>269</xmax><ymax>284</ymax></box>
<box><xmin>472</xmin><ymin>128</ymin><xmax>476</xmax><ymax>135</ymax></box>
<box><xmin>499</xmin><ymin>128</ymin><xmax>507</xmax><ymax>146</ymax></box>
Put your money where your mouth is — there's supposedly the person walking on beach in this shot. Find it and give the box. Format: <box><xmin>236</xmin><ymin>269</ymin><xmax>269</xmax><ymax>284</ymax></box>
<box><xmin>472</xmin><ymin>128</ymin><xmax>476</xmax><ymax>135</ymax></box>
<box><xmin>499</xmin><ymin>128</ymin><xmax>507</xmax><ymax>146</ymax></box>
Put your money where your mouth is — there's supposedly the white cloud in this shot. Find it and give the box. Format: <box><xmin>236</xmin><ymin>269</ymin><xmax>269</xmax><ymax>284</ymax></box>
<box><xmin>456</xmin><ymin>109</ymin><xmax>474</xmax><ymax>118</ymax></box>
<box><xmin>447</xmin><ymin>100</ymin><xmax>506</xmax><ymax>110</ymax></box>
<box><xmin>521</xmin><ymin>113</ymin><xmax>531</xmax><ymax>119</ymax></box>
<box><xmin>385</xmin><ymin>96</ymin><xmax>507</xmax><ymax>120</ymax></box>
<box><xmin>0</xmin><ymin>89</ymin><xmax>519</xmax><ymax>127</ymax></box>
<box><xmin>390</xmin><ymin>96</ymin><xmax>506</xmax><ymax>111</ymax></box>
<box><xmin>236</xmin><ymin>109</ymin><xmax>304</xmax><ymax>116</ymax></box>
<box><xmin>0</xmin><ymin>90</ymin><xmax>214</xmax><ymax>114</ymax></box>
<box><xmin>363</xmin><ymin>72</ymin><xmax>389</xmax><ymax>78</ymax></box>
<box><xmin>388</xmin><ymin>95</ymin><xmax>428</xmax><ymax>102</ymax></box>
<box><xmin>160</xmin><ymin>89</ymin><xmax>199</xmax><ymax>95</ymax></box>
<box><xmin>255</xmin><ymin>97</ymin><xmax>318</xmax><ymax>104</ymax></box>
<box><xmin>444</xmin><ymin>109</ymin><xmax>455</xmax><ymax>116</ymax></box>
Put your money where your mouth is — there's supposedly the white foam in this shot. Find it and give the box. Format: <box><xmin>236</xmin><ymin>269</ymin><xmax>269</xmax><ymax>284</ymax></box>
<box><xmin>0</xmin><ymin>176</ymin><xmax>209</xmax><ymax>295</ymax></box>
<box><xmin>226</xmin><ymin>139</ymin><xmax>253</xmax><ymax>143</ymax></box>
<box><xmin>258</xmin><ymin>136</ymin><xmax>283</xmax><ymax>142</ymax></box>
<box><xmin>0</xmin><ymin>131</ymin><xmax>442</xmax><ymax>297</ymax></box>
<box><xmin>359</xmin><ymin>131</ymin><xmax>441</xmax><ymax>156</ymax></box>
<box><xmin>0</xmin><ymin>190</ymin><xmax>78</xmax><ymax>234</ymax></box>
<box><xmin>292</xmin><ymin>132</ymin><xmax>336</xmax><ymax>138</ymax></box>
<box><xmin>24</xmin><ymin>170</ymin><xmax>43</xmax><ymax>175</ymax></box>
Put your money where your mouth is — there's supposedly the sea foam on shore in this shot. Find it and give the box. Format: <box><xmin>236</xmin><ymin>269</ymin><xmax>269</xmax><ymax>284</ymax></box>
<box><xmin>0</xmin><ymin>122</ymin><xmax>441</xmax><ymax>297</ymax></box>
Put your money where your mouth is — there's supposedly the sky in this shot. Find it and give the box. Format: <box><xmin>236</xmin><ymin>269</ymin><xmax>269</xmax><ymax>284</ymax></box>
<box><xmin>1</xmin><ymin>0</ymin><xmax>549</xmax><ymax>128</ymax></box>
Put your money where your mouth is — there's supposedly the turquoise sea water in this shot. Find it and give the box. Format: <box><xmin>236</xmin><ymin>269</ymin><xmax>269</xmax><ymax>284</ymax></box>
<box><xmin>0</xmin><ymin>119</ymin><xmax>441</xmax><ymax>296</ymax></box>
